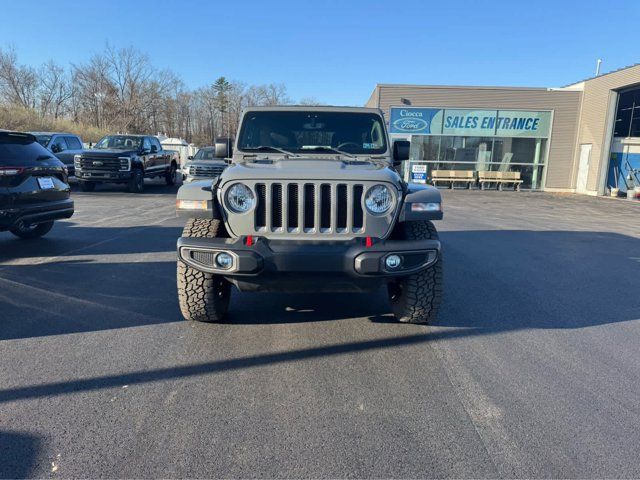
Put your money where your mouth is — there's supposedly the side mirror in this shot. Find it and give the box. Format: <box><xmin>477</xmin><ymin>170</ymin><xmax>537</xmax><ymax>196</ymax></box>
<box><xmin>150</xmin><ymin>145</ymin><xmax>158</xmax><ymax>154</ymax></box>
<box><xmin>392</xmin><ymin>140</ymin><xmax>410</xmax><ymax>165</ymax></box>
<box><xmin>215</xmin><ymin>141</ymin><xmax>231</xmax><ymax>158</ymax></box>
<box><xmin>188</xmin><ymin>155</ymin><xmax>194</xmax><ymax>160</ymax></box>
<box><xmin>51</xmin><ymin>144</ymin><xmax>61</xmax><ymax>154</ymax></box>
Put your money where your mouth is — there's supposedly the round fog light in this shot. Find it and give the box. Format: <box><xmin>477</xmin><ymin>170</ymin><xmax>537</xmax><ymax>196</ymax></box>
<box><xmin>215</xmin><ymin>252</ymin><xmax>233</xmax><ymax>269</ymax></box>
<box><xmin>385</xmin><ymin>254</ymin><xmax>402</xmax><ymax>270</ymax></box>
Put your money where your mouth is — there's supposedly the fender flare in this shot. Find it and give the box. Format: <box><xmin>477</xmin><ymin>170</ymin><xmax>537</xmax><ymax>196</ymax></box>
<box><xmin>398</xmin><ymin>184</ymin><xmax>444</xmax><ymax>222</ymax></box>
<box><xmin>175</xmin><ymin>179</ymin><xmax>222</xmax><ymax>219</ymax></box>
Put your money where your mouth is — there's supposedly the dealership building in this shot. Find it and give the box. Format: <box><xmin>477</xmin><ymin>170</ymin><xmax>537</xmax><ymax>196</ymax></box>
<box><xmin>366</xmin><ymin>63</ymin><xmax>640</xmax><ymax>195</ymax></box>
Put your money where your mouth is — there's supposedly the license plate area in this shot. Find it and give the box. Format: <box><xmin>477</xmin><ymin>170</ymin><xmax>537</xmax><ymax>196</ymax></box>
<box><xmin>37</xmin><ymin>177</ymin><xmax>55</xmax><ymax>190</ymax></box>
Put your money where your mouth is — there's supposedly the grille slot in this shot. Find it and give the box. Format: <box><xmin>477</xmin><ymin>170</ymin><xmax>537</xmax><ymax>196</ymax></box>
<box><xmin>353</xmin><ymin>185</ymin><xmax>364</xmax><ymax>230</ymax></box>
<box><xmin>271</xmin><ymin>183</ymin><xmax>283</xmax><ymax>229</ymax></box>
<box><xmin>287</xmin><ymin>184</ymin><xmax>299</xmax><ymax>229</ymax></box>
<box><xmin>303</xmin><ymin>184</ymin><xmax>315</xmax><ymax>230</ymax></box>
<box><xmin>337</xmin><ymin>184</ymin><xmax>348</xmax><ymax>230</ymax></box>
<box><xmin>255</xmin><ymin>184</ymin><xmax>266</xmax><ymax>228</ymax></box>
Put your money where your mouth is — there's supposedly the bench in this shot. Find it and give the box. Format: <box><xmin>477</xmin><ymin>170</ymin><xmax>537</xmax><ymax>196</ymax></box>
<box><xmin>431</xmin><ymin>170</ymin><xmax>475</xmax><ymax>189</ymax></box>
<box><xmin>477</xmin><ymin>171</ymin><xmax>523</xmax><ymax>191</ymax></box>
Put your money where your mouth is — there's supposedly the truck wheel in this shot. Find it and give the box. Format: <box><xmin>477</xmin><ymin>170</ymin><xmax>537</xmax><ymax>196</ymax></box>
<box><xmin>177</xmin><ymin>218</ymin><xmax>232</xmax><ymax>323</ymax></box>
<box><xmin>128</xmin><ymin>169</ymin><xmax>144</xmax><ymax>193</ymax></box>
<box><xmin>10</xmin><ymin>221</ymin><xmax>54</xmax><ymax>239</ymax></box>
<box><xmin>165</xmin><ymin>163</ymin><xmax>177</xmax><ymax>186</ymax></box>
<box><xmin>387</xmin><ymin>220</ymin><xmax>443</xmax><ymax>324</ymax></box>
<box><xmin>80</xmin><ymin>181</ymin><xmax>96</xmax><ymax>192</ymax></box>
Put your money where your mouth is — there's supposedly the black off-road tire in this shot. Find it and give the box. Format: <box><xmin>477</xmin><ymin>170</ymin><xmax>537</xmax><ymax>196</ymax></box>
<box><xmin>177</xmin><ymin>218</ymin><xmax>231</xmax><ymax>323</ymax></box>
<box><xmin>128</xmin><ymin>168</ymin><xmax>144</xmax><ymax>193</ymax></box>
<box><xmin>387</xmin><ymin>220</ymin><xmax>443</xmax><ymax>324</ymax></box>
<box><xmin>165</xmin><ymin>163</ymin><xmax>177</xmax><ymax>186</ymax></box>
<box><xmin>10</xmin><ymin>221</ymin><xmax>55</xmax><ymax>239</ymax></box>
<box><xmin>80</xmin><ymin>181</ymin><xmax>96</xmax><ymax>192</ymax></box>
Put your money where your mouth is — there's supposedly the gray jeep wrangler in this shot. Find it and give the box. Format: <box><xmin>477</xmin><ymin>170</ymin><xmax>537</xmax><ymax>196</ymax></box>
<box><xmin>175</xmin><ymin>106</ymin><xmax>443</xmax><ymax>324</ymax></box>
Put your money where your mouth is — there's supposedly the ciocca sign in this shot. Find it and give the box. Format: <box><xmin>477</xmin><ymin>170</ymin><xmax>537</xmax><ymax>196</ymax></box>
<box><xmin>389</xmin><ymin>107</ymin><xmax>551</xmax><ymax>138</ymax></box>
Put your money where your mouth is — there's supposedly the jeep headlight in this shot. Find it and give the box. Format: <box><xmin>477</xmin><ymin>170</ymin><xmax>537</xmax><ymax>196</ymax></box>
<box><xmin>364</xmin><ymin>184</ymin><xmax>394</xmax><ymax>215</ymax></box>
<box><xmin>225</xmin><ymin>183</ymin><xmax>255</xmax><ymax>213</ymax></box>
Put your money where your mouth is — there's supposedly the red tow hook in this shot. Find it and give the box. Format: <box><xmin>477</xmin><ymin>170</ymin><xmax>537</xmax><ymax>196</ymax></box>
<box><xmin>365</xmin><ymin>236</ymin><xmax>373</xmax><ymax>248</ymax></box>
<box><xmin>245</xmin><ymin>235</ymin><xmax>254</xmax><ymax>247</ymax></box>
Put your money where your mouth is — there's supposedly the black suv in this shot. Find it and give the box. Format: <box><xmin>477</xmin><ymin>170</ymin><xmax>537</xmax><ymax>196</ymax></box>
<box><xmin>0</xmin><ymin>131</ymin><xmax>74</xmax><ymax>239</ymax></box>
<box><xmin>30</xmin><ymin>132</ymin><xmax>84</xmax><ymax>176</ymax></box>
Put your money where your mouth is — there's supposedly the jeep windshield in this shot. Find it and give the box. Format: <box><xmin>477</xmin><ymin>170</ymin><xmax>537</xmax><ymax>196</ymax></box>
<box><xmin>237</xmin><ymin>111</ymin><xmax>387</xmax><ymax>155</ymax></box>
<box><xmin>94</xmin><ymin>135</ymin><xmax>142</xmax><ymax>150</ymax></box>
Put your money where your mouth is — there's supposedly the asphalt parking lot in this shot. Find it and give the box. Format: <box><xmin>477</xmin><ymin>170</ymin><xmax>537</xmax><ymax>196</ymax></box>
<box><xmin>1</xmin><ymin>183</ymin><xmax>639</xmax><ymax>478</ymax></box>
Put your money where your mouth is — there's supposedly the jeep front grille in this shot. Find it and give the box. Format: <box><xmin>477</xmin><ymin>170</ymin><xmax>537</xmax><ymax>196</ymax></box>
<box><xmin>253</xmin><ymin>182</ymin><xmax>365</xmax><ymax>234</ymax></box>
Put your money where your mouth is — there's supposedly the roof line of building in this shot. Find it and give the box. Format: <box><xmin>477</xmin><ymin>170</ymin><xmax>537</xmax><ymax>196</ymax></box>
<box><xmin>375</xmin><ymin>83</ymin><xmax>554</xmax><ymax>92</ymax></box>
<box><xmin>563</xmin><ymin>63</ymin><xmax>640</xmax><ymax>87</ymax></box>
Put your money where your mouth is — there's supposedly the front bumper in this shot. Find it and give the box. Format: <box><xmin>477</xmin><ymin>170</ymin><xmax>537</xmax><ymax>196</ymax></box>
<box><xmin>76</xmin><ymin>170</ymin><xmax>133</xmax><ymax>182</ymax></box>
<box><xmin>0</xmin><ymin>198</ymin><xmax>74</xmax><ymax>230</ymax></box>
<box><xmin>177</xmin><ymin>236</ymin><xmax>440</xmax><ymax>278</ymax></box>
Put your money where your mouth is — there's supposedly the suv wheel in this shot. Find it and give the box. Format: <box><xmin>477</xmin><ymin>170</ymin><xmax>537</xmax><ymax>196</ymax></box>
<box><xmin>387</xmin><ymin>220</ymin><xmax>443</xmax><ymax>324</ymax></box>
<box><xmin>165</xmin><ymin>163</ymin><xmax>177</xmax><ymax>186</ymax></box>
<box><xmin>10</xmin><ymin>221</ymin><xmax>55</xmax><ymax>239</ymax></box>
<box><xmin>177</xmin><ymin>218</ymin><xmax>232</xmax><ymax>323</ymax></box>
<box><xmin>80</xmin><ymin>181</ymin><xmax>96</xmax><ymax>192</ymax></box>
<box><xmin>128</xmin><ymin>169</ymin><xmax>144</xmax><ymax>193</ymax></box>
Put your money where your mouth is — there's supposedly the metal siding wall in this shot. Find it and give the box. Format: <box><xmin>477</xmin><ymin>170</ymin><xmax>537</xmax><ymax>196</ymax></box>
<box><xmin>574</xmin><ymin>65</ymin><xmax>640</xmax><ymax>192</ymax></box>
<box><xmin>364</xmin><ymin>87</ymin><xmax>379</xmax><ymax>108</ymax></box>
<box><xmin>373</xmin><ymin>86</ymin><xmax>582</xmax><ymax>189</ymax></box>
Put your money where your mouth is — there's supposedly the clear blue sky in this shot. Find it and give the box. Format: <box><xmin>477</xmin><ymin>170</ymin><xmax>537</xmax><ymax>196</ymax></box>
<box><xmin>1</xmin><ymin>0</ymin><xmax>638</xmax><ymax>105</ymax></box>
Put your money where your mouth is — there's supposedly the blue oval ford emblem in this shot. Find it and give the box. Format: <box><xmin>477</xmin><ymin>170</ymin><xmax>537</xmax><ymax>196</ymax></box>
<box><xmin>393</xmin><ymin>118</ymin><xmax>428</xmax><ymax>132</ymax></box>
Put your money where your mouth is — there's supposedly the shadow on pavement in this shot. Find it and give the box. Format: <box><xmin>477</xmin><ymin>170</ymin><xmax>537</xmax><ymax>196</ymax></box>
<box><xmin>0</xmin><ymin>224</ymin><xmax>183</xmax><ymax>261</ymax></box>
<box><xmin>69</xmin><ymin>179</ymin><xmax>181</xmax><ymax>195</ymax></box>
<box><xmin>0</xmin><ymin>431</ymin><xmax>42</xmax><ymax>479</ymax></box>
<box><xmin>0</xmin><ymin>229</ymin><xmax>638</xmax><ymax>402</ymax></box>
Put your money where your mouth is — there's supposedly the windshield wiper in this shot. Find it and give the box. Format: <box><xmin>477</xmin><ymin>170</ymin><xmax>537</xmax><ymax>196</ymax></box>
<box><xmin>246</xmin><ymin>145</ymin><xmax>299</xmax><ymax>157</ymax></box>
<box><xmin>303</xmin><ymin>146</ymin><xmax>358</xmax><ymax>159</ymax></box>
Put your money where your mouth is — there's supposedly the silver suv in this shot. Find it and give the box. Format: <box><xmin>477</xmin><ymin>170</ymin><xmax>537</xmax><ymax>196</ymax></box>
<box><xmin>175</xmin><ymin>106</ymin><xmax>443</xmax><ymax>324</ymax></box>
<box><xmin>182</xmin><ymin>146</ymin><xmax>228</xmax><ymax>183</ymax></box>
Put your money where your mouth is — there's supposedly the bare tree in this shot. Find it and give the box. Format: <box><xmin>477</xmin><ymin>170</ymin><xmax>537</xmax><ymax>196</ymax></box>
<box><xmin>39</xmin><ymin>61</ymin><xmax>73</xmax><ymax>119</ymax></box>
<box><xmin>0</xmin><ymin>46</ymin><xmax>39</xmax><ymax>109</ymax></box>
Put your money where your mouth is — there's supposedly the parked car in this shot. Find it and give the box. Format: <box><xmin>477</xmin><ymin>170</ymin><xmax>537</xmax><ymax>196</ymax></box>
<box><xmin>29</xmin><ymin>132</ymin><xmax>84</xmax><ymax>176</ymax></box>
<box><xmin>175</xmin><ymin>106</ymin><xmax>443</xmax><ymax>324</ymax></box>
<box><xmin>0</xmin><ymin>131</ymin><xmax>74</xmax><ymax>239</ymax></box>
<box><xmin>182</xmin><ymin>146</ymin><xmax>228</xmax><ymax>183</ymax></box>
<box><xmin>74</xmin><ymin>134</ymin><xmax>180</xmax><ymax>193</ymax></box>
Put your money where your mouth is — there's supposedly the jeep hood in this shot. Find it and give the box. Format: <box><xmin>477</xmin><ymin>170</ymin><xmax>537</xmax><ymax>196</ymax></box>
<box><xmin>220</xmin><ymin>158</ymin><xmax>400</xmax><ymax>184</ymax></box>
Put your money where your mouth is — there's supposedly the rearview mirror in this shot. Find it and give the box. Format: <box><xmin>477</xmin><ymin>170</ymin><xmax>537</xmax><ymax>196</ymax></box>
<box><xmin>392</xmin><ymin>140</ymin><xmax>410</xmax><ymax>165</ymax></box>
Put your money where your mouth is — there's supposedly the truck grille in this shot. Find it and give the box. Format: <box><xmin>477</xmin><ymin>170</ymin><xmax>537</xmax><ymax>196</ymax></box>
<box><xmin>189</xmin><ymin>164</ymin><xmax>226</xmax><ymax>177</ymax></box>
<box><xmin>79</xmin><ymin>156</ymin><xmax>125</xmax><ymax>171</ymax></box>
<box><xmin>253</xmin><ymin>182</ymin><xmax>364</xmax><ymax>234</ymax></box>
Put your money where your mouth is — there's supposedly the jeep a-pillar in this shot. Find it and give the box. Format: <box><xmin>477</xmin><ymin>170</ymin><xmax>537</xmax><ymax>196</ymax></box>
<box><xmin>175</xmin><ymin>106</ymin><xmax>443</xmax><ymax>324</ymax></box>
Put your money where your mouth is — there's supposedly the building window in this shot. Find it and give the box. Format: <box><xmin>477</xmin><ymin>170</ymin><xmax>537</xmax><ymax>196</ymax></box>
<box><xmin>614</xmin><ymin>88</ymin><xmax>640</xmax><ymax>138</ymax></box>
<box><xmin>409</xmin><ymin>135</ymin><xmax>547</xmax><ymax>189</ymax></box>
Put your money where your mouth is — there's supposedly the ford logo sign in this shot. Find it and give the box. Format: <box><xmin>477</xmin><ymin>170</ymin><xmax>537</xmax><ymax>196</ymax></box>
<box><xmin>393</xmin><ymin>118</ymin><xmax>428</xmax><ymax>132</ymax></box>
